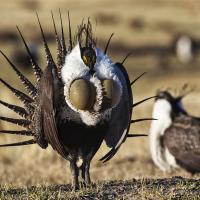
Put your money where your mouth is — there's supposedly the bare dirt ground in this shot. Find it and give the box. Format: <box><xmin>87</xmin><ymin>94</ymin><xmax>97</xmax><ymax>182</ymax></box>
<box><xmin>0</xmin><ymin>0</ymin><xmax>200</xmax><ymax>199</ymax></box>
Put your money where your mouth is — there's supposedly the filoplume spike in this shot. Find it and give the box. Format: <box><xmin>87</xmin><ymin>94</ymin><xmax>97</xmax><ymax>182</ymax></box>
<box><xmin>16</xmin><ymin>26</ymin><xmax>43</xmax><ymax>81</ymax></box>
<box><xmin>85</xmin><ymin>19</ymin><xmax>89</xmax><ymax>47</ymax></box>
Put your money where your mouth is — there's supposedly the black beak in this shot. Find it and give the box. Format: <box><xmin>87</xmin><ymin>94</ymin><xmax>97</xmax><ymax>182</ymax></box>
<box><xmin>88</xmin><ymin>62</ymin><xmax>95</xmax><ymax>73</ymax></box>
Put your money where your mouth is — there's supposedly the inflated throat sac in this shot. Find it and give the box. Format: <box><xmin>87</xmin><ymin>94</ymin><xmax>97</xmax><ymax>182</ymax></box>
<box><xmin>68</xmin><ymin>78</ymin><xmax>120</xmax><ymax>111</ymax></box>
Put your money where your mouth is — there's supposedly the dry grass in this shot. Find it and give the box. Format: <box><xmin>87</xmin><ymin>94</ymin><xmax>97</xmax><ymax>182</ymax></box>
<box><xmin>0</xmin><ymin>0</ymin><xmax>200</xmax><ymax>199</ymax></box>
<box><xmin>0</xmin><ymin>177</ymin><xmax>199</xmax><ymax>199</ymax></box>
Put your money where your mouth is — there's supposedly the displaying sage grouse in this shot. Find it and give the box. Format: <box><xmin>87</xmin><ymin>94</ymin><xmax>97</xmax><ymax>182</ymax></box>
<box><xmin>0</xmin><ymin>12</ymin><xmax>153</xmax><ymax>189</ymax></box>
<box><xmin>149</xmin><ymin>90</ymin><xmax>200</xmax><ymax>173</ymax></box>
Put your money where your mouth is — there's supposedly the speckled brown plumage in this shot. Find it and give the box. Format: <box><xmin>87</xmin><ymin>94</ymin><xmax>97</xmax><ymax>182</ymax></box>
<box><xmin>164</xmin><ymin>114</ymin><xmax>200</xmax><ymax>173</ymax></box>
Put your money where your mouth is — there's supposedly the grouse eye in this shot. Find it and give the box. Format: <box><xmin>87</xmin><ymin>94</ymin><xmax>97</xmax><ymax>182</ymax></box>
<box><xmin>102</xmin><ymin>79</ymin><xmax>119</xmax><ymax>108</ymax></box>
<box><xmin>82</xmin><ymin>55</ymin><xmax>88</xmax><ymax>65</ymax></box>
<box><xmin>69</xmin><ymin>79</ymin><xmax>96</xmax><ymax>110</ymax></box>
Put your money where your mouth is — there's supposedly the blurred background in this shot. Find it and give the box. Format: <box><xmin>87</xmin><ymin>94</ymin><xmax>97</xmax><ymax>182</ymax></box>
<box><xmin>0</xmin><ymin>0</ymin><xmax>200</xmax><ymax>186</ymax></box>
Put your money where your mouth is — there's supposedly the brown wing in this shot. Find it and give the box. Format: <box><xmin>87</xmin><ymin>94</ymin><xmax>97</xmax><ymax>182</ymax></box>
<box><xmin>40</xmin><ymin>67</ymin><xmax>68</xmax><ymax>159</ymax></box>
<box><xmin>164</xmin><ymin>114</ymin><xmax>200</xmax><ymax>172</ymax></box>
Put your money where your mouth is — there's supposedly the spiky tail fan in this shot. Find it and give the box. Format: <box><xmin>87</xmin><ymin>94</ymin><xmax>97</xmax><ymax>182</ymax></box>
<box><xmin>0</xmin><ymin>12</ymin><xmax>67</xmax><ymax>147</ymax></box>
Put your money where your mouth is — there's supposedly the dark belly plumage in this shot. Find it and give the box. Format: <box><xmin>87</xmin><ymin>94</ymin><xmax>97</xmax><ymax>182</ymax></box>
<box><xmin>58</xmin><ymin>120</ymin><xmax>108</xmax><ymax>157</ymax></box>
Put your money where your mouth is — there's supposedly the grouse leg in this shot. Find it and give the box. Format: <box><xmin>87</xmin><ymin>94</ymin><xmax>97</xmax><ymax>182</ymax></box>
<box><xmin>80</xmin><ymin>161</ymin><xmax>91</xmax><ymax>185</ymax></box>
<box><xmin>85</xmin><ymin>161</ymin><xmax>91</xmax><ymax>185</ymax></box>
<box><xmin>81</xmin><ymin>164</ymin><xmax>86</xmax><ymax>182</ymax></box>
<box><xmin>70</xmin><ymin>161</ymin><xmax>79</xmax><ymax>190</ymax></box>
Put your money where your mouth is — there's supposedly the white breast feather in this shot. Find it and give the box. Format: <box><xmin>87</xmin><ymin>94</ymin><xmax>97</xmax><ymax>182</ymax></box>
<box><xmin>61</xmin><ymin>44</ymin><xmax>122</xmax><ymax>126</ymax></box>
<box><xmin>149</xmin><ymin>99</ymin><xmax>174</xmax><ymax>171</ymax></box>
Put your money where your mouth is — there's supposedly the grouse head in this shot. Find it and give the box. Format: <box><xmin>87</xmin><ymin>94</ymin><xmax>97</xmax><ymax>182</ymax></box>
<box><xmin>155</xmin><ymin>90</ymin><xmax>187</xmax><ymax>117</ymax></box>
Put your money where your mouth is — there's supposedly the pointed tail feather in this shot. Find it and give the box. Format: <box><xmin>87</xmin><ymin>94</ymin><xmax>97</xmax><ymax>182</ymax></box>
<box><xmin>100</xmin><ymin>134</ymin><xmax>148</xmax><ymax>162</ymax></box>
<box><xmin>100</xmin><ymin>147</ymin><xmax>119</xmax><ymax>163</ymax></box>
<box><xmin>51</xmin><ymin>11</ymin><xmax>63</xmax><ymax>71</ymax></box>
<box><xmin>59</xmin><ymin>9</ymin><xmax>67</xmax><ymax>57</ymax></box>
<box><xmin>131</xmin><ymin>118</ymin><xmax>157</xmax><ymax>124</ymax></box>
<box><xmin>0</xmin><ymin>130</ymin><xmax>33</xmax><ymax>136</ymax></box>
<box><xmin>121</xmin><ymin>52</ymin><xmax>132</xmax><ymax>65</ymax></box>
<box><xmin>132</xmin><ymin>96</ymin><xmax>156</xmax><ymax>108</ymax></box>
<box><xmin>130</xmin><ymin>72</ymin><xmax>146</xmax><ymax>86</ymax></box>
<box><xmin>0</xmin><ymin>78</ymin><xmax>33</xmax><ymax>106</ymax></box>
<box><xmin>16</xmin><ymin>26</ymin><xmax>43</xmax><ymax>81</ymax></box>
<box><xmin>67</xmin><ymin>11</ymin><xmax>73</xmax><ymax>51</ymax></box>
<box><xmin>0</xmin><ymin>50</ymin><xmax>37</xmax><ymax>98</ymax></box>
<box><xmin>0</xmin><ymin>99</ymin><xmax>28</xmax><ymax>118</ymax></box>
<box><xmin>0</xmin><ymin>139</ymin><xmax>36</xmax><ymax>147</ymax></box>
<box><xmin>36</xmin><ymin>12</ymin><xmax>57</xmax><ymax>70</ymax></box>
<box><xmin>127</xmin><ymin>134</ymin><xmax>148</xmax><ymax>137</ymax></box>
<box><xmin>0</xmin><ymin>116</ymin><xmax>31</xmax><ymax>127</ymax></box>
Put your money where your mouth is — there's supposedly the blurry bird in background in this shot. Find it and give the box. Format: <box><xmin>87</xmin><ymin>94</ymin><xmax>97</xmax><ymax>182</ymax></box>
<box><xmin>171</xmin><ymin>33</ymin><xmax>200</xmax><ymax>64</ymax></box>
<box><xmin>175</xmin><ymin>35</ymin><xmax>193</xmax><ymax>64</ymax></box>
<box><xmin>0</xmin><ymin>11</ymin><xmax>155</xmax><ymax>189</ymax></box>
<box><xmin>149</xmin><ymin>88</ymin><xmax>200</xmax><ymax>174</ymax></box>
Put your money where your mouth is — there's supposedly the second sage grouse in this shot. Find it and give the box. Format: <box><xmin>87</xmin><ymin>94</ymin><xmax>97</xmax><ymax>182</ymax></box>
<box><xmin>149</xmin><ymin>90</ymin><xmax>200</xmax><ymax>173</ymax></box>
<box><xmin>0</xmin><ymin>12</ymin><xmax>154</xmax><ymax>189</ymax></box>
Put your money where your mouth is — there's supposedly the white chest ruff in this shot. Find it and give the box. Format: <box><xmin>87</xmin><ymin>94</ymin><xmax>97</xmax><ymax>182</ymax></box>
<box><xmin>150</xmin><ymin>99</ymin><xmax>172</xmax><ymax>136</ymax></box>
<box><xmin>61</xmin><ymin>44</ymin><xmax>122</xmax><ymax>126</ymax></box>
